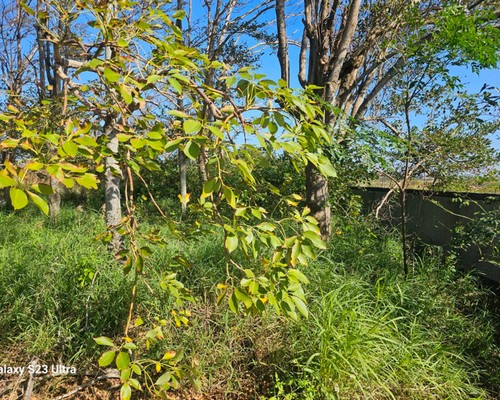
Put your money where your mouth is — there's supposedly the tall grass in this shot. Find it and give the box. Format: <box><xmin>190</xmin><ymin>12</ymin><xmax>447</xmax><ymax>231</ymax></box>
<box><xmin>0</xmin><ymin>208</ymin><xmax>498</xmax><ymax>399</ymax></box>
<box><xmin>0</xmin><ymin>208</ymin><xmax>130</xmax><ymax>364</ymax></box>
<box><xmin>267</xmin><ymin>217</ymin><xmax>500</xmax><ymax>399</ymax></box>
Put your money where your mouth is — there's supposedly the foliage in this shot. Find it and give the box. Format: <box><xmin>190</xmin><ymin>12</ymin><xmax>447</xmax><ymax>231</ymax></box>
<box><xmin>0</xmin><ymin>1</ymin><xmax>336</xmax><ymax>397</ymax></box>
<box><xmin>433</xmin><ymin>4</ymin><xmax>500</xmax><ymax>72</ymax></box>
<box><xmin>366</xmin><ymin>61</ymin><xmax>499</xmax><ymax>190</ymax></box>
<box><xmin>1</xmin><ymin>1</ymin><xmax>499</xmax><ymax>399</ymax></box>
<box><xmin>453</xmin><ymin>198</ymin><xmax>500</xmax><ymax>267</ymax></box>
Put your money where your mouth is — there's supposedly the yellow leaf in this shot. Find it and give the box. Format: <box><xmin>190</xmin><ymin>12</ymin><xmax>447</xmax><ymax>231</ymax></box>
<box><xmin>162</xmin><ymin>351</ymin><xmax>176</xmax><ymax>360</ymax></box>
<box><xmin>177</xmin><ymin>192</ymin><xmax>191</xmax><ymax>204</ymax></box>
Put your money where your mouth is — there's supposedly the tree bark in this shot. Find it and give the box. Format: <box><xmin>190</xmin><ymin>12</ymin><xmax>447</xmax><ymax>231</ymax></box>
<box><xmin>176</xmin><ymin>0</ymin><xmax>189</xmax><ymax>216</ymax></box>
<box><xmin>275</xmin><ymin>0</ymin><xmax>289</xmax><ymax>84</ymax></box>
<box><xmin>299</xmin><ymin>0</ymin><xmax>362</xmax><ymax>240</ymax></box>
<box><xmin>48</xmin><ymin>175</ymin><xmax>61</xmax><ymax>219</ymax></box>
<box><xmin>305</xmin><ymin>162</ymin><xmax>331</xmax><ymax>239</ymax></box>
<box><xmin>178</xmin><ymin>150</ymin><xmax>188</xmax><ymax>215</ymax></box>
<box><xmin>36</xmin><ymin>0</ymin><xmax>63</xmax><ymax>217</ymax></box>
<box><xmin>1</xmin><ymin>151</ymin><xmax>12</xmax><ymax>211</ymax></box>
<box><xmin>104</xmin><ymin>121</ymin><xmax>122</xmax><ymax>252</ymax></box>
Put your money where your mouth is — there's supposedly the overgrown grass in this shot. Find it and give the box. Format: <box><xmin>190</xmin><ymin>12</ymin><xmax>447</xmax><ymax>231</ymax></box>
<box><xmin>0</xmin><ymin>207</ymin><xmax>130</xmax><ymax>364</ymax></box>
<box><xmin>0</xmin><ymin>208</ymin><xmax>498</xmax><ymax>399</ymax></box>
<box><xmin>266</xmin><ymin>217</ymin><xmax>500</xmax><ymax>399</ymax></box>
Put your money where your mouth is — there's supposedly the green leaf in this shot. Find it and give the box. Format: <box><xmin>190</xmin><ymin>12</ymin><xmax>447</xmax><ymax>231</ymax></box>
<box><xmin>147</xmin><ymin>124</ymin><xmax>165</xmax><ymax>139</ymax></box>
<box><xmin>94</xmin><ymin>336</ymin><xmax>115</xmax><ymax>346</ymax></box>
<box><xmin>75</xmin><ymin>135</ymin><xmax>98</xmax><ymax>147</ymax></box>
<box><xmin>0</xmin><ymin>173</ymin><xmax>16</xmax><ymax>188</ymax></box>
<box><xmin>318</xmin><ymin>160</ymin><xmax>337</xmax><ymax>178</ymax></box>
<box><xmin>225</xmin><ymin>235</ymin><xmax>238</xmax><ymax>253</ymax></box>
<box><xmin>281</xmin><ymin>141</ymin><xmax>301</xmax><ymax>153</ymax></box>
<box><xmin>156</xmin><ymin>372</ymin><xmax>172</xmax><ymax>387</ymax></box>
<box><xmin>116</xmin><ymin>351</ymin><xmax>130</xmax><ymax>371</ymax></box>
<box><xmin>292</xmin><ymin>295</ymin><xmax>308</xmax><ymax>318</ymax></box>
<box><xmin>117</xmin><ymin>38</ymin><xmax>128</xmax><ymax>48</ymax></box>
<box><xmin>147</xmin><ymin>74</ymin><xmax>162</xmax><ymax>84</ymax></box>
<box><xmin>62</xmin><ymin>140</ymin><xmax>78</xmax><ymax>157</ymax></box>
<box><xmin>183</xmin><ymin>119</ymin><xmax>202</xmax><ymax>134</ymax></box>
<box><xmin>288</xmin><ymin>269</ymin><xmax>310</xmax><ymax>285</ymax></box>
<box><xmin>87</xmin><ymin>58</ymin><xmax>104</xmax><ymax>69</ymax></box>
<box><xmin>20</xmin><ymin>1</ymin><xmax>35</xmax><ymax>16</ymax></box>
<box><xmin>207</xmin><ymin>125</ymin><xmax>224</xmax><ymax>140</ymax></box>
<box><xmin>164</xmin><ymin>138</ymin><xmax>182</xmax><ymax>153</ymax></box>
<box><xmin>257</xmin><ymin>222</ymin><xmax>276</xmax><ymax>232</ymax></box>
<box><xmin>229</xmin><ymin>292</ymin><xmax>239</xmax><ymax>313</ymax></box>
<box><xmin>183</xmin><ymin>140</ymin><xmax>200</xmax><ymax>160</ymax></box>
<box><xmin>120</xmin><ymin>84</ymin><xmax>133</xmax><ymax>105</ymax></box>
<box><xmin>63</xmin><ymin>178</ymin><xmax>75</xmax><ymax>189</ymax></box>
<box><xmin>223</xmin><ymin>186</ymin><xmax>236</xmax><ymax>208</ymax></box>
<box><xmin>0</xmin><ymin>113</ymin><xmax>14</xmax><ymax>121</ymax></box>
<box><xmin>130</xmin><ymin>138</ymin><xmax>147</xmax><ymax>149</ymax></box>
<box><xmin>146</xmin><ymin>139</ymin><xmax>163</xmax><ymax>150</ymax></box>
<box><xmin>27</xmin><ymin>191</ymin><xmax>49</xmax><ymax>216</ymax></box>
<box><xmin>123</xmin><ymin>342</ymin><xmax>137</xmax><ymax>350</ymax></box>
<box><xmin>202</xmin><ymin>178</ymin><xmax>216</xmax><ymax>198</ymax></box>
<box><xmin>129</xmin><ymin>378</ymin><xmax>141</xmax><ymax>390</ymax></box>
<box><xmin>103</xmin><ymin>66</ymin><xmax>121</xmax><ymax>83</ymax></box>
<box><xmin>31</xmin><ymin>183</ymin><xmax>54</xmax><ymax>195</ymax></box>
<box><xmin>75</xmin><ymin>174</ymin><xmax>98</xmax><ymax>189</ymax></box>
<box><xmin>120</xmin><ymin>383</ymin><xmax>131</xmax><ymax>400</ymax></box>
<box><xmin>267</xmin><ymin>292</ymin><xmax>280</xmax><ymax>314</ymax></box>
<box><xmin>1</xmin><ymin>138</ymin><xmax>20</xmax><ymax>147</ymax></box>
<box><xmin>301</xmin><ymin>244</ymin><xmax>315</xmax><ymax>259</ymax></box>
<box><xmin>234</xmin><ymin>287</ymin><xmax>253</xmax><ymax>308</ymax></box>
<box><xmin>131</xmin><ymin>363</ymin><xmax>142</xmax><ymax>375</ymax></box>
<box><xmin>98</xmin><ymin>350</ymin><xmax>116</xmax><ymax>367</ymax></box>
<box><xmin>9</xmin><ymin>187</ymin><xmax>28</xmax><ymax>210</ymax></box>
<box><xmin>234</xmin><ymin>159</ymin><xmax>255</xmax><ymax>184</ymax></box>
<box><xmin>303</xmin><ymin>230</ymin><xmax>327</xmax><ymax>250</ymax></box>
<box><xmin>168</xmin><ymin>110</ymin><xmax>190</xmax><ymax>119</ymax></box>
<box><xmin>168</xmin><ymin>77</ymin><xmax>183</xmax><ymax>94</ymax></box>
<box><xmin>120</xmin><ymin>368</ymin><xmax>131</xmax><ymax>382</ymax></box>
<box><xmin>141</xmin><ymin>159</ymin><xmax>160</xmax><ymax>171</ymax></box>
<box><xmin>139</xmin><ymin>246</ymin><xmax>152</xmax><ymax>257</ymax></box>
<box><xmin>172</xmin><ymin>9</ymin><xmax>186</xmax><ymax>19</ymax></box>
<box><xmin>116</xmin><ymin>134</ymin><xmax>132</xmax><ymax>142</ymax></box>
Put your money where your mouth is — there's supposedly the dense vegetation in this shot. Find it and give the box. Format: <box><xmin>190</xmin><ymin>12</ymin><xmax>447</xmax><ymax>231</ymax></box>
<box><xmin>0</xmin><ymin>204</ymin><xmax>499</xmax><ymax>399</ymax></box>
<box><xmin>1</xmin><ymin>0</ymin><xmax>499</xmax><ymax>398</ymax></box>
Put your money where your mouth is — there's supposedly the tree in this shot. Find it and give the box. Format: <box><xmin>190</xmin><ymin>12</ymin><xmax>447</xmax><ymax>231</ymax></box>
<box><xmin>275</xmin><ymin>0</ymin><xmax>500</xmax><ymax>239</ymax></box>
<box><xmin>34</xmin><ymin>0</ymin><xmax>78</xmax><ymax>219</ymax></box>
<box><xmin>0</xmin><ymin>0</ymin><xmax>36</xmax><ymax>210</ymax></box>
<box><xmin>182</xmin><ymin>0</ymin><xmax>274</xmax><ymax>191</ymax></box>
<box><xmin>366</xmin><ymin>60</ymin><xmax>499</xmax><ymax>273</ymax></box>
<box><xmin>0</xmin><ymin>1</ymin><xmax>336</xmax><ymax>397</ymax></box>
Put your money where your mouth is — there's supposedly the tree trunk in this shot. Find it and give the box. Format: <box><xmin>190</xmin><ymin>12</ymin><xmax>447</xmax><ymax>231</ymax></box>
<box><xmin>399</xmin><ymin>190</ymin><xmax>409</xmax><ymax>276</ymax></box>
<box><xmin>178</xmin><ymin>150</ymin><xmax>188</xmax><ymax>215</ymax></box>
<box><xmin>198</xmin><ymin>144</ymin><xmax>208</xmax><ymax>185</ymax></box>
<box><xmin>275</xmin><ymin>0</ymin><xmax>289</xmax><ymax>84</ymax></box>
<box><xmin>1</xmin><ymin>151</ymin><xmax>12</xmax><ymax>211</ymax></box>
<box><xmin>104</xmin><ymin>122</ymin><xmax>122</xmax><ymax>252</ymax></box>
<box><xmin>48</xmin><ymin>175</ymin><xmax>61</xmax><ymax>219</ymax></box>
<box><xmin>306</xmin><ymin>162</ymin><xmax>331</xmax><ymax>240</ymax></box>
